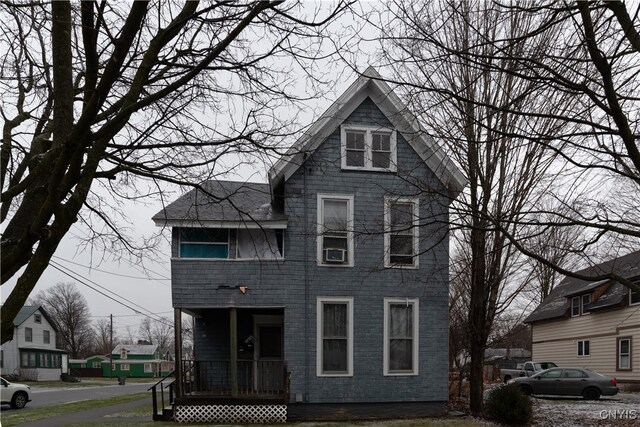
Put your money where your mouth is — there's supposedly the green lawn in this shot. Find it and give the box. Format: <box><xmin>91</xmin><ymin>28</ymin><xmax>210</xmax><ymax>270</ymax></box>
<box><xmin>0</xmin><ymin>392</ymin><xmax>149</xmax><ymax>427</ymax></box>
<box><xmin>1</xmin><ymin>387</ymin><xmax>490</xmax><ymax>427</ymax></box>
<box><xmin>65</xmin><ymin>418</ymin><xmax>489</xmax><ymax>427</ymax></box>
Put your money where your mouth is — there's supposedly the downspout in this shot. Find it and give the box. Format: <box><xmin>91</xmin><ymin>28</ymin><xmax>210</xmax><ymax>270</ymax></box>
<box><xmin>303</xmin><ymin>152</ymin><xmax>309</xmax><ymax>402</ymax></box>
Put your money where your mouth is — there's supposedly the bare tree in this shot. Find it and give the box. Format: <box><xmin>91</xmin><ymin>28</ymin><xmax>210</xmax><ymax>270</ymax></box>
<box><xmin>0</xmin><ymin>0</ymin><xmax>352</xmax><ymax>344</ymax></box>
<box><xmin>138</xmin><ymin>316</ymin><xmax>173</xmax><ymax>354</ymax></box>
<box><xmin>376</xmin><ymin>0</ymin><xmax>588</xmax><ymax>412</ymax></box>
<box><xmin>93</xmin><ymin>318</ymin><xmax>117</xmax><ymax>355</ymax></box>
<box><xmin>31</xmin><ymin>282</ymin><xmax>95</xmax><ymax>358</ymax></box>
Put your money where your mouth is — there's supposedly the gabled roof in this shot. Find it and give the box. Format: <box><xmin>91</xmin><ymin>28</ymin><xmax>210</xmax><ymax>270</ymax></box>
<box><xmin>112</xmin><ymin>343</ymin><xmax>159</xmax><ymax>355</ymax></box>
<box><xmin>524</xmin><ymin>250</ymin><xmax>640</xmax><ymax>323</ymax></box>
<box><xmin>152</xmin><ymin>181</ymin><xmax>286</xmax><ymax>228</ymax></box>
<box><xmin>268</xmin><ymin>66</ymin><xmax>467</xmax><ymax>197</ymax></box>
<box><xmin>10</xmin><ymin>305</ymin><xmax>58</xmax><ymax>331</ymax></box>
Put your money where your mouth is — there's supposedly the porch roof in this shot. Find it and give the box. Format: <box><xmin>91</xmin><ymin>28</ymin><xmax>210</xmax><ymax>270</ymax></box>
<box><xmin>152</xmin><ymin>181</ymin><xmax>287</xmax><ymax>228</ymax></box>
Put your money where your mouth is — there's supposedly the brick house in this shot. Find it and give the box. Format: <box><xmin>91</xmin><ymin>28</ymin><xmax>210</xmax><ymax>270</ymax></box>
<box><xmin>152</xmin><ymin>67</ymin><xmax>466</xmax><ymax>422</ymax></box>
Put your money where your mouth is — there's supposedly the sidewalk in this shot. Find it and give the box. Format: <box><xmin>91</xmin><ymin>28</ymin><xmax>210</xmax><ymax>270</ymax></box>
<box><xmin>18</xmin><ymin>396</ymin><xmax>152</xmax><ymax>427</ymax></box>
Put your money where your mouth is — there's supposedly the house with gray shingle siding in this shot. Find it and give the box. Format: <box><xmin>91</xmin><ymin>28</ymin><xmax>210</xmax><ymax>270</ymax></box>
<box><xmin>525</xmin><ymin>250</ymin><xmax>640</xmax><ymax>386</ymax></box>
<box><xmin>152</xmin><ymin>67</ymin><xmax>466</xmax><ymax>422</ymax></box>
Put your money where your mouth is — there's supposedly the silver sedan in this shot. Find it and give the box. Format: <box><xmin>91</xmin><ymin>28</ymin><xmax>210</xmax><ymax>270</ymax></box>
<box><xmin>508</xmin><ymin>367</ymin><xmax>618</xmax><ymax>400</ymax></box>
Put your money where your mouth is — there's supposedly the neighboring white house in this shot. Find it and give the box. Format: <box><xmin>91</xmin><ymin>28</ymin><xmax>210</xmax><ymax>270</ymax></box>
<box><xmin>0</xmin><ymin>305</ymin><xmax>68</xmax><ymax>381</ymax></box>
<box><xmin>525</xmin><ymin>251</ymin><xmax>640</xmax><ymax>385</ymax></box>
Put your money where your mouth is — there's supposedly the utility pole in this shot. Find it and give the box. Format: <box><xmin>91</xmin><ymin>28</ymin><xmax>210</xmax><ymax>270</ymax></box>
<box><xmin>109</xmin><ymin>314</ymin><xmax>113</xmax><ymax>379</ymax></box>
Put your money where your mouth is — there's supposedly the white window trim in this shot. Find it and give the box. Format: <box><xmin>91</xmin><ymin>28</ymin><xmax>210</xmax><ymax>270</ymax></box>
<box><xmin>618</xmin><ymin>338</ymin><xmax>631</xmax><ymax>370</ymax></box>
<box><xmin>384</xmin><ymin>298</ymin><xmax>419</xmax><ymax>376</ymax></box>
<box><xmin>577</xmin><ymin>340</ymin><xmax>590</xmax><ymax>357</ymax></box>
<box><xmin>316</xmin><ymin>297</ymin><xmax>354</xmax><ymax>377</ymax></box>
<box><xmin>144</xmin><ymin>363</ymin><xmax>153</xmax><ymax>373</ymax></box>
<box><xmin>630</xmin><ymin>289</ymin><xmax>640</xmax><ymax>306</ymax></box>
<box><xmin>340</xmin><ymin>125</ymin><xmax>397</xmax><ymax>172</ymax></box>
<box><xmin>121</xmin><ymin>363</ymin><xmax>130</xmax><ymax>371</ymax></box>
<box><xmin>317</xmin><ymin>194</ymin><xmax>354</xmax><ymax>267</ymax></box>
<box><xmin>384</xmin><ymin>196</ymin><xmax>419</xmax><ymax>269</ymax></box>
<box><xmin>571</xmin><ymin>294</ymin><xmax>591</xmax><ymax>317</ymax></box>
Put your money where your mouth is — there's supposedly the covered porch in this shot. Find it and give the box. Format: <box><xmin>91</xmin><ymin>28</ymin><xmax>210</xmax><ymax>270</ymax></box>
<box><xmin>157</xmin><ymin>306</ymin><xmax>289</xmax><ymax>423</ymax></box>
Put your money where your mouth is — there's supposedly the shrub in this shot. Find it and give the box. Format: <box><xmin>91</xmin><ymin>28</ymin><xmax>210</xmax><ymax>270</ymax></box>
<box><xmin>485</xmin><ymin>383</ymin><xmax>533</xmax><ymax>425</ymax></box>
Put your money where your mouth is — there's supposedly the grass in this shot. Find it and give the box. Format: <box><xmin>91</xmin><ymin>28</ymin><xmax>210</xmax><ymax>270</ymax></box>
<box><xmin>64</xmin><ymin>418</ymin><xmax>489</xmax><ymax>427</ymax></box>
<box><xmin>2</xmin><ymin>395</ymin><xmax>490</xmax><ymax>427</ymax></box>
<box><xmin>0</xmin><ymin>392</ymin><xmax>149</xmax><ymax>427</ymax></box>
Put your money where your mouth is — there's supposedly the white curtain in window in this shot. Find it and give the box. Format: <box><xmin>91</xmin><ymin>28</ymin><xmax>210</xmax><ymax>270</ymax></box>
<box><xmin>237</xmin><ymin>229</ymin><xmax>281</xmax><ymax>259</ymax></box>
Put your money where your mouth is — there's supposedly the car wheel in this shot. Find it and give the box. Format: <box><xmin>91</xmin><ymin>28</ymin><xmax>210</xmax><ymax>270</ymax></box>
<box><xmin>520</xmin><ymin>385</ymin><xmax>533</xmax><ymax>396</ymax></box>
<box><xmin>504</xmin><ymin>375</ymin><xmax>512</xmax><ymax>383</ymax></box>
<box><xmin>10</xmin><ymin>392</ymin><xmax>28</xmax><ymax>409</ymax></box>
<box><xmin>583</xmin><ymin>387</ymin><xmax>601</xmax><ymax>400</ymax></box>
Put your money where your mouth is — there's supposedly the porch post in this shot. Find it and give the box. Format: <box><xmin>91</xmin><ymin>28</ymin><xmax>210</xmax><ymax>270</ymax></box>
<box><xmin>174</xmin><ymin>308</ymin><xmax>183</xmax><ymax>398</ymax></box>
<box><xmin>230</xmin><ymin>307</ymin><xmax>238</xmax><ymax>397</ymax></box>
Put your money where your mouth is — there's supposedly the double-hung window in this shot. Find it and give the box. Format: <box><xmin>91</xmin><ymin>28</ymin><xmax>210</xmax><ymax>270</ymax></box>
<box><xmin>341</xmin><ymin>125</ymin><xmax>397</xmax><ymax>171</ymax></box>
<box><xmin>571</xmin><ymin>294</ymin><xmax>591</xmax><ymax>316</ymax></box>
<box><xmin>384</xmin><ymin>197</ymin><xmax>419</xmax><ymax>268</ymax></box>
<box><xmin>630</xmin><ymin>289</ymin><xmax>640</xmax><ymax>305</ymax></box>
<box><xmin>617</xmin><ymin>337</ymin><xmax>632</xmax><ymax>370</ymax></box>
<box><xmin>317</xmin><ymin>195</ymin><xmax>353</xmax><ymax>266</ymax></box>
<box><xmin>179</xmin><ymin>228</ymin><xmax>229</xmax><ymax>258</ymax></box>
<box><xmin>25</xmin><ymin>327</ymin><xmax>33</xmax><ymax>342</ymax></box>
<box><xmin>43</xmin><ymin>330</ymin><xmax>50</xmax><ymax>344</ymax></box>
<box><xmin>384</xmin><ymin>298</ymin><xmax>419</xmax><ymax>375</ymax></box>
<box><xmin>577</xmin><ymin>340</ymin><xmax>590</xmax><ymax>357</ymax></box>
<box><xmin>317</xmin><ymin>297</ymin><xmax>353</xmax><ymax>376</ymax></box>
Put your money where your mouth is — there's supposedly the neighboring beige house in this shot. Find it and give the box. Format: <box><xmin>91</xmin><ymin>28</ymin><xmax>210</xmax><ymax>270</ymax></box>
<box><xmin>525</xmin><ymin>250</ymin><xmax>640</xmax><ymax>385</ymax></box>
<box><xmin>0</xmin><ymin>305</ymin><xmax>68</xmax><ymax>381</ymax></box>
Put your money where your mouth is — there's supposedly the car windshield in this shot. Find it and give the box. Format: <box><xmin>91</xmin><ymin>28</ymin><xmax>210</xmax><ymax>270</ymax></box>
<box><xmin>534</xmin><ymin>362</ymin><xmax>557</xmax><ymax>370</ymax></box>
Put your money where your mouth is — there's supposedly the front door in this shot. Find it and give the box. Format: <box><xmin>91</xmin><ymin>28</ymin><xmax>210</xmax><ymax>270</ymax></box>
<box><xmin>253</xmin><ymin>315</ymin><xmax>284</xmax><ymax>393</ymax></box>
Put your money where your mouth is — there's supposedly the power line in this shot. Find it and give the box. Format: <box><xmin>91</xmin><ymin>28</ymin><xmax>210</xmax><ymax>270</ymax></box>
<box><xmin>49</xmin><ymin>261</ymin><xmax>172</xmax><ymax>328</ymax></box>
<box><xmin>52</xmin><ymin>255</ymin><xmax>171</xmax><ymax>286</ymax></box>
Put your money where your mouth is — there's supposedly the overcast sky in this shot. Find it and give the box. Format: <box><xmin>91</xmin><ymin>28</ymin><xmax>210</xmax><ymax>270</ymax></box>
<box><xmin>0</xmin><ymin>2</ymin><xmax>382</xmax><ymax>339</ymax></box>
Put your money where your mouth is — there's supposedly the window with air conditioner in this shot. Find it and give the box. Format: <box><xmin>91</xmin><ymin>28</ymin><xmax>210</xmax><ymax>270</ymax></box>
<box><xmin>317</xmin><ymin>195</ymin><xmax>353</xmax><ymax>266</ymax></box>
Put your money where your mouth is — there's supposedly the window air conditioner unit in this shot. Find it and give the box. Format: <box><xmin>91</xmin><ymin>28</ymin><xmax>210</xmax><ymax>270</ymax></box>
<box><xmin>324</xmin><ymin>248</ymin><xmax>347</xmax><ymax>263</ymax></box>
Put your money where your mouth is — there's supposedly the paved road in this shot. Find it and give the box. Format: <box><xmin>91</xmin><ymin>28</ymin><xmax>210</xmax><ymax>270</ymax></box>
<box><xmin>2</xmin><ymin>381</ymin><xmax>155</xmax><ymax>409</ymax></box>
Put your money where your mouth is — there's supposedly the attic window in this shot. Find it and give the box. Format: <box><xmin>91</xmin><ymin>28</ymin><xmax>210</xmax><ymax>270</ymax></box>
<box><xmin>341</xmin><ymin>125</ymin><xmax>397</xmax><ymax>172</ymax></box>
<box><xmin>34</xmin><ymin>314</ymin><xmax>42</xmax><ymax>324</ymax></box>
<box><xmin>571</xmin><ymin>294</ymin><xmax>591</xmax><ymax>317</ymax></box>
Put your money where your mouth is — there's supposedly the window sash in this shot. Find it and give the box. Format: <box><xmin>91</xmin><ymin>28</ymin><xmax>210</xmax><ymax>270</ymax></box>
<box><xmin>385</xmin><ymin>198</ymin><xmax>419</xmax><ymax>268</ymax></box>
<box><xmin>25</xmin><ymin>327</ymin><xmax>33</xmax><ymax>342</ymax></box>
<box><xmin>317</xmin><ymin>298</ymin><xmax>353</xmax><ymax>376</ymax></box>
<box><xmin>578</xmin><ymin>340</ymin><xmax>590</xmax><ymax>356</ymax></box>
<box><xmin>384</xmin><ymin>299</ymin><xmax>419</xmax><ymax>375</ymax></box>
<box><xmin>618</xmin><ymin>338</ymin><xmax>631</xmax><ymax>370</ymax></box>
<box><xmin>341</xmin><ymin>126</ymin><xmax>396</xmax><ymax>171</ymax></box>
<box><xmin>581</xmin><ymin>294</ymin><xmax>591</xmax><ymax>314</ymax></box>
<box><xmin>179</xmin><ymin>228</ymin><xmax>229</xmax><ymax>258</ymax></box>
<box><xmin>317</xmin><ymin>195</ymin><xmax>353</xmax><ymax>266</ymax></box>
<box><xmin>43</xmin><ymin>330</ymin><xmax>50</xmax><ymax>344</ymax></box>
